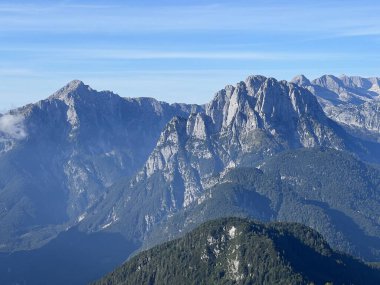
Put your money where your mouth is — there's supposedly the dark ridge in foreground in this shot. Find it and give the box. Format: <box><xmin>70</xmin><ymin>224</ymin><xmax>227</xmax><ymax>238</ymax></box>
<box><xmin>92</xmin><ymin>218</ymin><xmax>380</xmax><ymax>285</ymax></box>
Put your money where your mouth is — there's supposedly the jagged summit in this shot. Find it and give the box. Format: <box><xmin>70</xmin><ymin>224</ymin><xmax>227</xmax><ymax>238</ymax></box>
<box><xmin>66</xmin><ymin>79</ymin><xmax>85</xmax><ymax>89</ymax></box>
<box><xmin>311</xmin><ymin>75</ymin><xmax>342</xmax><ymax>93</ymax></box>
<box><xmin>50</xmin><ymin>79</ymin><xmax>92</xmax><ymax>100</ymax></box>
<box><xmin>207</xmin><ymin>75</ymin><xmax>330</xmax><ymax>138</ymax></box>
<box><xmin>291</xmin><ymin>74</ymin><xmax>311</xmax><ymax>86</ymax></box>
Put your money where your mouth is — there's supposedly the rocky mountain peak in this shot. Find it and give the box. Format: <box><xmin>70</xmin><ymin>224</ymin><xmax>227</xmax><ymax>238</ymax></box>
<box><xmin>340</xmin><ymin>75</ymin><xmax>367</xmax><ymax>89</ymax></box>
<box><xmin>291</xmin><ymin>74</ymin><xmax>311</xmax><ymax>86</ymax></box>
<box><xmin>312</xmin><ymin>74</ymin><xmax>342</xmax><ymax>90</ymax></box>
<box><xmin>50</xmin><ymin>80</ymin><xmax>91</xmax><ymax>100</ymax></box>
<box><xmin>245</xmin><ymin>75</ymin><xmax>267</xmax><ymax>89</ymax></box>
<box><xmin>67</xmin><ymin>79</ymin><xmax>86</xmax><ymax>89</ymax></box>
<box><xmin>339</xmin><ymin>75</ymin><xmax>380</xmax><ymax>93</ymax></box>
<box><xmin>254</xmin><ymin>78</ymin><xmax>325</xmax><ymax>133</ymax></box>
<box><xmin>204</xmin><ymin>75</ymin><xmax>335</xmax><ymax>144</ymax></box>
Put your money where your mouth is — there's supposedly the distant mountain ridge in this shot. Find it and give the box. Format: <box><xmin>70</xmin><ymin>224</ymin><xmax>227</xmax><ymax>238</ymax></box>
<box><xmin>292</xmin><ymin>74</ymin><xmax>380</xmax><ymax>142</ymax></box>
<box><xmin>292</xmin><ymin>74</ymin><xmax>380</xmax><ymax>105</ymax></box>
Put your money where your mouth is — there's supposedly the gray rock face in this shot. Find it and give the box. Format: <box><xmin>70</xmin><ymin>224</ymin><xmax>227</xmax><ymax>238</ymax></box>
<box><xmin>87</xmin><ymin>76</ymin><xmax>349</xmax><ymax>239</ymax></box>
<box><xmin>207</xmin><ymin>76</ymin><xmax>343</xmax><ymax>153</ymax></box>
<box><xmin>0</xmin><ymin>80</ymin><xmax>199</xmax><ymax>250</ymax></box>
<box><xmin>291</xmin><ymin>74</ymin><xmax>380</xmax><ymax>141</ymax></box>
<box><xmin>328</xmin><ymin>102</ymin><xmax>380</xmax><ymax>141</ymax></box>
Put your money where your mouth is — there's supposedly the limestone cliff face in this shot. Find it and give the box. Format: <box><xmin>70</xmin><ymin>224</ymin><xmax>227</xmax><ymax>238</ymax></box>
<box><xmin>206</xmin><ymin>76</ymin><xmax>344</xmax><ymax>158</ymax></box>
<box><xmin>136</xmin><ymin>114</ymin><xmax>218</xmax><ymax>209</ymax></box>
<box><xmin>143</xmin><ymin>76</ymin><xmax>345</xmax><ymax>207</ymax></box>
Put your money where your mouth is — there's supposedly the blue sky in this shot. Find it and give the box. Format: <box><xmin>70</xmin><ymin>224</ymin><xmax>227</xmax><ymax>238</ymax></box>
<box><xmin>1</xmin><ymin>0</ymin><xmax>380</xmax><ymax>110</ymax></box>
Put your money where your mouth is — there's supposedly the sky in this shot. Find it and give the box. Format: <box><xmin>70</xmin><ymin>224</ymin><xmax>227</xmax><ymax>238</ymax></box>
<box><xmin>0</xmin><ymin>0</ymin><xmax>380</xmax><ymax>110</ymax></box>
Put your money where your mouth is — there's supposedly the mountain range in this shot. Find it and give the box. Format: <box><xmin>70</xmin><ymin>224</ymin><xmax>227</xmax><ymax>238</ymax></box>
<box><xmin>0</xmin><ymin>75</ymin><xmax>379</xmax><ymax>284</ymax></box>
<box><xmin>292</xmin><ymin>74</ymin><xmax>380</xmax><ymax>142</ymax></box>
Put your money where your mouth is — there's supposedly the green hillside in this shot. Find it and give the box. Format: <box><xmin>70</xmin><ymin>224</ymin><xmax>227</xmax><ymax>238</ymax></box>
<box><xmin>93</xmin><ymin>218</ymin><xmax>380</xmax><ymax>285</ymax></box>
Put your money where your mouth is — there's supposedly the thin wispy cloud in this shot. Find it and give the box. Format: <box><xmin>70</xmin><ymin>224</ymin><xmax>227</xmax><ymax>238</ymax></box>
<box><xmin>0</xmin><ymin>113</ymin><xmax>27</xmax><ymax>140</ymax></box>
<box><xmin>0</xmin><ymin>48</ymin><xmax>356</xmax><ymax>61</ymax></box>
<box><xmin>0</xmin><ymin>68</ymin><xmax>37</xmax><ymax>77</ymax></box>
<box><xmin>0</xmin><ymin>1</ymin><xmax>379</xmax><ymax>37</ymax></box>
<box><xmin>66</xmin><ymin>50</ymin><xmax>354</xmax><ymax>61</ymax></box>
<box><xmin>0</xmin><ymin>0</ymin><xmax>379</xmax><ymax>109</ymax></box>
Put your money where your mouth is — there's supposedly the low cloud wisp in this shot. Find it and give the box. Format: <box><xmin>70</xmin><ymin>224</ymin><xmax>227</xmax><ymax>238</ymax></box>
<box><xmin>0</xmin><ymin>113</ymin><xmax>27</xmax><ymax>140</ymax></box>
